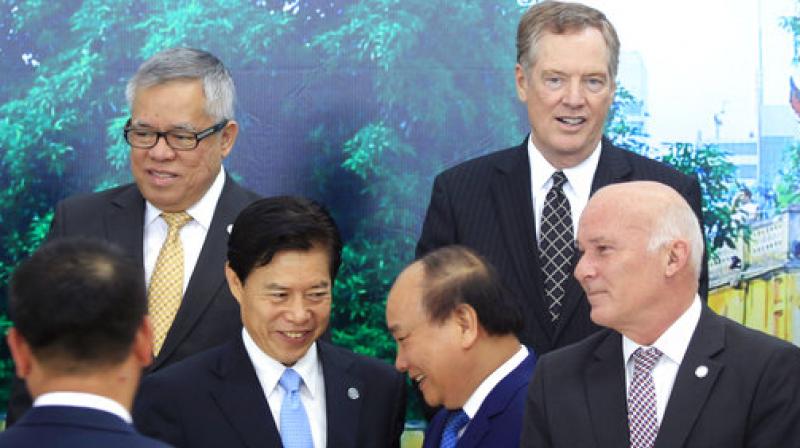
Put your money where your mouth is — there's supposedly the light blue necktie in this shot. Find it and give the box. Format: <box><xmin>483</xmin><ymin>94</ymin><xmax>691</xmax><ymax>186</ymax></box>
<box><xmin>279</xmin><ymin>368</ymin><xmax>313</xmax><ymax>448</ymax></box>
<box><xmin>440</xmin><ymin>409</ymin><xmax>469</xmax><ymax>448</ymax></box>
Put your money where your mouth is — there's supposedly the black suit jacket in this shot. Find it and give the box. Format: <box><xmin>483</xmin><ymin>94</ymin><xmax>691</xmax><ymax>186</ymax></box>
<box><xmin>521</xmin><ymin>306</ymin><xmax>800</xmax><ymax>447</ymax></box>
<box><xmin>6</xmin><ymin>174</ymin><xmax>260</xmax><ymax>423</ymax></box>
<box><xmin>132</xmin><ymin>337</ymin><xmax>407</xmax><ymax>448</ymax></box>
<box><xmin>417</xmin><ymin>137</ymin><xmax>706</xmax><ymax>355</ymax></box>
<box><xmin>0</xmin><ymin>406</ymin><xmax>170</xmax><ymax>448</ymax></box>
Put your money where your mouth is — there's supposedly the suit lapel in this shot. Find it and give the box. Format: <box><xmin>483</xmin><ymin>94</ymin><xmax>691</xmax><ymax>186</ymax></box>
<box><xmin>585</xmin><ymin>331</ymin><xmax>630</xmax><ymax>447</ymax></box>
<box><xmin>489</xmin><ymin>140</ymin><xmax>552</xmax><ymax>341</ymax></box>
<box><xmin>422</xmin><ymin>411</ymin><xmax>447</xmax><ymax>448</ymax></box>
<box><xmin>107</xmin><ymin>185</ymin><xmax>146</xmax><ymax>270</ymax></box>
<box><xmin>588</xmin><ymin>139</ymin><xmax>633</xmax><ymax>194</ymax></box>
<box><xmin>320</xmin><ymin>342</ymin><xmax>363</xmax><ymax>448</ymax></box>
<box><xmin>655</xmin><ymin>307</ymin><xmax>724</xmax><ymax>448</ymax></box>
<box><xmin>211</xmin><ymin>338</ymin><xmax>282</xmax><ymax>448</ymax></box>
<box><xmin>317</xmin><ymin>340</ymin><xmax>364</xmax><ymax>448</ymax></box>
<box><xmin>155</xmin><ymin>177</ymin><xmax>248</xmax><ymax>368</ymax></box>
<box><xmin>458</xmin><ymin>353</ymin><xmax>536</xmax><ymax>448</ymax></box>
<box><xmin>553</xmin><ymin>140</ymin><xmax>634</xmax><ymax>343</ymax></box>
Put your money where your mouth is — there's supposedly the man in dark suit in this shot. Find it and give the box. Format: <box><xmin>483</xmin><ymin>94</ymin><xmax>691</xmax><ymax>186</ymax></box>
<box><xmin>134</xmin><ymin>196</ymin><xmax>407</xmax><ymax>448</ymax></box>
<box><xmin>6</xmin><ymin>47</ymin><xmax>260</xmax><ymax>423</ymax></box>
<box><xmin>386</xmin><ymin>245</ymin><xmax>536</xmax><ymax>447</ymax></box>
<box><xmin>1</xmin><ymin>238</ymin><xmax>169</xmax><ymax>447</ymax></box>
<box><xmin>416</xmin><ymin>1</ymin><xmax>705</xmax><ymax>358</ymax></box>
<box><xmin>521</xmin><ymin>181</ymin><xmax>800</xmax><ymax>448</ymax></box>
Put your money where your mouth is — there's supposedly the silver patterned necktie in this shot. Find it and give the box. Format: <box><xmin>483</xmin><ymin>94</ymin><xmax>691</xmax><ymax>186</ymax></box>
<box><xmin>538</xmin><ymin>171</ymin><xmax>573</xmax><ymax>324</ymax></box>
<box><xmin>628</xmin><ymin>347</ymin><xmax>663</xmax><ymax>448</ymax></box>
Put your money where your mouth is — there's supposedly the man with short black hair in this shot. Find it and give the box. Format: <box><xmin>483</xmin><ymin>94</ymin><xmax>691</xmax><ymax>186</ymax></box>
<box><xmin>386</xmin><ymin>245</ymin><xmax>536</xmax><ymax>447</ymax></box>
<box><xmin>1</xmin><ymin>238</ymin><xmax>169</xmax><ymax>447</ymax></box>
<box><xmin>134</xmin><ymin>196</ymin><xmax>407</xmax><ymax>448</ymax></box>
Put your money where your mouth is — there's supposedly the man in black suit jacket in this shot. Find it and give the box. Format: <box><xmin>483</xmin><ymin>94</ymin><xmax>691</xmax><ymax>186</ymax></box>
<box><xmin>417</xmin><ymin>1</ymin><xmax>706</xmax><ymax>357</ymax></box>
<box><xmin>521</xmin><ymin>182</ymin><xmax>800</xmax><ymax>447</ymax></box>
<box><xmin>6</xmin><ymin>47</ymin><xmax>259</xmax><ymax>423</ymax></box>
<box><xmin>134</xmin><ymin>197</ymin><xmax>407</xmax><ymax>448</ymax></box>
<box><xmin>1</xmin><ymin>239</ymin><xmax>169</xmax><ymax>448</ymax></box>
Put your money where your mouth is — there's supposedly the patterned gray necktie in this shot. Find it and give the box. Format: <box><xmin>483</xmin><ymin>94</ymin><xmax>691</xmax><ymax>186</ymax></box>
<box><xmin>538</xmin><ymin>171</ymin><xmax>573</xmax><ymax>324</ymax></box>
<box><xmin>628</xmin><ymin>347</ymin><xmax>663</xmax><ymax>448</ymax></box>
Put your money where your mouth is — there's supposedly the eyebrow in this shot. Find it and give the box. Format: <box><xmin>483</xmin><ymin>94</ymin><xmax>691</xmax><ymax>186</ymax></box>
<box><xmin>263</xmin><ymin>281</ymin><xmax>330</xmax><ymax>289</ymax></box>
<box><xmin>129</xmin><ymin>120</ymin><xmax>197</xmax><ymax>131</ymax></box>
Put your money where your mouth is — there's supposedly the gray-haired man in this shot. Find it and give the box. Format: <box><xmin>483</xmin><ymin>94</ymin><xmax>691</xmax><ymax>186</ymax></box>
<box><xmin>6</xmin><ymin>47</ymin><xmax>260</xmax><ymax>423</ymax></box>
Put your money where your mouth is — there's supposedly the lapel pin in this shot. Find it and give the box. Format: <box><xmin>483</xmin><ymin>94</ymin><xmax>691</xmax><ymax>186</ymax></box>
<box><xmin>695</xmin><ymin>365</ymin><xmax>709</xmax><ymax>378</ymax></box>
<box><xmin>347</xmin><ymin>387</ymin><xmax>360</xmax><ymax>400</ymax></box>
<box><xmin>227</xmin><ymin>224</ymin><xmax>233</xmax><ymax>234</ymax></box>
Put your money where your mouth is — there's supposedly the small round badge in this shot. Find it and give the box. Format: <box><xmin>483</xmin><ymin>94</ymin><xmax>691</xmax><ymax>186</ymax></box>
<box><xmin>695</xmin><ymin>365</ymin><xmax>709</xmax><ymax>378</ymax></box>
<box><xmin>347</xmin><ymin>387</ymin><xmax>360</xmax><ymax>400</ymax></box>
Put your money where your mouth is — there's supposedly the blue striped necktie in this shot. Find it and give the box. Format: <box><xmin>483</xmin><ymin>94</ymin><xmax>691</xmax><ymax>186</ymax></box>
<box><xmin>440</xmin><ymin>409</ymin><xmax>469</xmax><ymax>448</ymax></box>
<box><xmin>279</xmin><ymin>368</ymin><xmax>313</xmax><ymax>448</ymax></box>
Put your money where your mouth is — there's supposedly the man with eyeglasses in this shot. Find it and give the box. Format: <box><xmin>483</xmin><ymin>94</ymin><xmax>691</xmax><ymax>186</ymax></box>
<box><xmin>6</xmin><ymin>47</ymin><xmax>260</xmax><ymax>424</ymax></box>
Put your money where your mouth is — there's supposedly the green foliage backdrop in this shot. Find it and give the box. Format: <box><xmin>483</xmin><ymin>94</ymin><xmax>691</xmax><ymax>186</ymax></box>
<box><xmin>0</xmin><ymin>0</ymin><xmax>756</xmax><ymax>417</ymax></box>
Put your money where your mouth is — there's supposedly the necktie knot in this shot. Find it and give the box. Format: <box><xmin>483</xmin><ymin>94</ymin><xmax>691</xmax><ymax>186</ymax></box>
<box><xmin>632</xmin><ymin>347</ymin><xmax>663</xmax><ymax>374</ymax></box>
<box><xmin>279</xmin><ymin>368</ymin><xmax>303</xmax><ymax>394</ymax></box>
<box><xmin>440</xmin><ymin>409</ymin><xmax>469</xmax><ymax>448</ymax></box>
<box><xmin>161</xmin><ymin>211</ymin><xmax>192</xmax><ymax>230</ymax></box>
<box><xmin>550</xmin><ymin>171</ymin><xmax>568</xmax><ymax>190</ymax></box>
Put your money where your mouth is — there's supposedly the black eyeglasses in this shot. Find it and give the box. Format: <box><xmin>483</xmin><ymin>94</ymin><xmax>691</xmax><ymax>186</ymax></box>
<box><xmin>123</xmin><ymin>119</ymin><xmax>229</xmax><ymax>150</ymax></box>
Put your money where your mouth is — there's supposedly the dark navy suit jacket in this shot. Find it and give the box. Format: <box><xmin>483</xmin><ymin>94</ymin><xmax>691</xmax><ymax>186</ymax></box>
<box><xmin>422</xmin><ymin>351</ymin><xmax>536</xmax><ymax>448</ymax></box>
<box><xmin>521</xmin><ymin>306</ymin><xmax>800</xmax><ymax>447</ymax></box>
<box><xmin>0</xmin><ymin>406</ymin><xmax>170</xmax><ymax>448</ymax></box>
<box><xmin>133</xmin><ymin>336</ymin><xmax>407</xmax><ymax>448</ymax></box>
<box><xmin>417</xmin><ymin>137</ymin><xmax>706</xmax><ymax>356</ymax></box>
<box><xmin>6</xmin><ymin>175</ymin><xmax>260</xmax><ymax>423</ymax></box>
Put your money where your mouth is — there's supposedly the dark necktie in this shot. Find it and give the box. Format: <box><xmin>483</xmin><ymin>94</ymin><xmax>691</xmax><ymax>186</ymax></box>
<box><xmin>538</xmin><ymin>171</ymin><xmax>573</xmax><ymax>324</ymax></box>
<box><xmin>440</xmin><ymin>409</ymin><xmax>469</xmax><ymax>448</ymax></box>
<box><xmin>628</xmin><ymin>347</ymin><xmax>663</xmax><ymax>448</ymax></box>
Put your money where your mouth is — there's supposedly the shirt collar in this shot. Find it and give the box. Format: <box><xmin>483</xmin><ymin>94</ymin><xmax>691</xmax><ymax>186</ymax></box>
<box><xmin>527</xmin><ymin>136</ymin><xmax>601</xmax><ymax>198</ymax></box>
<box><xmin>241</xmin><ymin>327</ymin><xmax>322</xmax><ymax>399</ymax></box>
<box><xmin>461</xmin><ymin>345</ymin><xmax>528</xmax><ymax>419</ymax></box>
<box><xmin>34</xmin><ymin>391</ymin><xmax>132</xmax><ymax>423</ymax></box>
<box><xmin>144</xmin><ymin>168</ymin><xmax>226</xmax><ymax>230</ymax></box>
<box><xmin>622</xmin><ymin>295</ymin><xmax>702</xmax><ymax>366</ymax></box>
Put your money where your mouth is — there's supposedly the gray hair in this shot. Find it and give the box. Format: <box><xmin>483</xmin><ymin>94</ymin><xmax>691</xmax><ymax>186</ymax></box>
<box><xmin>516</xmin><ymin>1</ymin><xmax>620</xmax><ymax>82</ymax></box>
<box><xmin>647</xmin><ymin>199</ymin><xmax>704</xmax><ymax>281</ymax></box>
<box><xmin>126</xmin><ymin>48</ymin><xmax>235</xmax><ymax>120</ymax></box>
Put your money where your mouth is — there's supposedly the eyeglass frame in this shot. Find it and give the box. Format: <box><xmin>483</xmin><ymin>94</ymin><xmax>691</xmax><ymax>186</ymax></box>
<box><xmin>123</xmin><ymin>118</ymin><xmax>230</xmax><ymax>151</ymax></box>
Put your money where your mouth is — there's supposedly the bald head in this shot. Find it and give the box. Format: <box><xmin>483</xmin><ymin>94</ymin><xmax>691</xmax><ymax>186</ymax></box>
<box><xmin>586</xmin><ymin>182</ymin><xmax>703</xmax><ymax>278</ymax></box>
<box><xmin>575</xmin><ymin>181</ymin><xmax>702</xmax><ymax>343</ymax></box>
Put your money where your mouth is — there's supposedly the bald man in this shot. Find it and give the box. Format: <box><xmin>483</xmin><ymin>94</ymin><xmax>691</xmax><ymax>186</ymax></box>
<box><xmin>521</xmin><ymin>181</ymin><xmax>800</xmax><ymax>448</ymax></box>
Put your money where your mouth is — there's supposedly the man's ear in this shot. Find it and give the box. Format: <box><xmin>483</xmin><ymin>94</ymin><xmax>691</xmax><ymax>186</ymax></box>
<box><xmin>665</xmin><ymin>239</ymin><xmax>690</xmax><ymax>277</ymax></box>
<box><xmin>514</xmin><ymin>63</ymin><xmax>530</xmax><ymax>102</ymax></box>
<box><xmin>452</xmin><ymin>303</ymin><xmax>480</xmax><ymax>349</ymax></box>
<box><xmin>224</xmin><ymin>262</ymin><xmax>244</xmax><ymax>305</ymax></box>
<box><xmin>133</xmin><ymin>317</ymin><xmax>155</xmax><ymax>368</ymax></box>
<box><xmin>219</xmin><ymin>120</ymin><xmax>239</xmax><ymax>159</ymax></box>
<box><xmin>7</xmin><ymin>328</ymin><xmax>33</xmax><ymax>379</ymax></box>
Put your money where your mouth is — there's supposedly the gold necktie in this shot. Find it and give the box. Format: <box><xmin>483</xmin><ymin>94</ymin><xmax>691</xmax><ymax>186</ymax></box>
<box><xmin>148</xmin><ymin>211</ymin><xmax>192</xmax><ymax>355</ymax></box>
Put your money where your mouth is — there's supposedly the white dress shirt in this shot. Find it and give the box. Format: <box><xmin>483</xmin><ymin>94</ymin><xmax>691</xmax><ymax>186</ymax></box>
<box><xmin>527</xmin><ymin>137</ymin><xmax>602</xmax><ymax>242</ymax></box>
<box><xmin>34</xmin><ymin>391</ymin><xmax>132</xmax><ymax>423</ymax></box>
<box><xmin>143</xmin><ymin>168</ymin><xmax>226</xmax><ymax>291</ymax></box>
<box><xmin>459</xmin><ymin>345</ymin><xmax>529</xmax><ymax>437</ymax></box>
<box><xmin>242</xmin><ymin>328</ymin><xmax>327</xmax><ymax>448</ymax></box>
<box><xmin>622</xmin><ymin>296</ymin><xmax>702</xmax><ymax>424</ymax></box>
